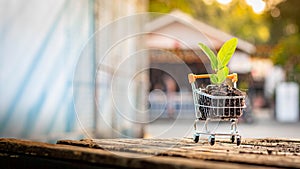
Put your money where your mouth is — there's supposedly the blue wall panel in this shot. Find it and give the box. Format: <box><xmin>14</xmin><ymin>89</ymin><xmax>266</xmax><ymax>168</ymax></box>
<box><xmin>0</xmin><ymin>0</ymin><xmax>95</xmax><ymax>142</ymax></box>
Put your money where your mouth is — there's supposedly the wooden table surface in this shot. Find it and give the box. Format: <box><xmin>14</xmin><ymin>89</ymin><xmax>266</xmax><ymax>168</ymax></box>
<box><xmin>1</xmin><ymin>137</ymin><xmax>300</xmax><ymax>168</ymax></box>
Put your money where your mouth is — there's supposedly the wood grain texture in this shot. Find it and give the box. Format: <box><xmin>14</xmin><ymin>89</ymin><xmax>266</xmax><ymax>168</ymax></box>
<box><xmin>58</xmin><ymin>137</ymin><xmax>300</xmax><ymax>168</ymax></box>
<box><xmin>1</xmin><ymin>138</ymin><xmax>300</xmax><ymax>168</ymax></box>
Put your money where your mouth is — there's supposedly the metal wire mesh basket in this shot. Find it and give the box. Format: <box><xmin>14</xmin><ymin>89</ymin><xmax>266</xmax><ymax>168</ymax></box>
<box><xmin>195</xmin><ymin>88</ymin><xmax>246</xmax><ymax>120</ymax></box>
<box><xmin>188</xmin><ymin>73</ymin><xmax>246</xmax><ymax>146</ymax></box>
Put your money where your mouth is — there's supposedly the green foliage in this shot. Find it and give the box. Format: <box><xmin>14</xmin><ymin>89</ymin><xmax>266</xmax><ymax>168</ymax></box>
<box><xmin>217</xmin><ymin>38</ymin><xmax>238</xmax><ymax>69</ymax></box>
<box><xmin>198</xmin><ymin>43</ymin><xmax>218</xmax><ymax>70</ymax></box>
<box><xmin>210</xmin><ymin>74</ymin><xmax>218</xmax><ymax>84</ymax></box>
<box><xmin>217</xmin><ymin>66</ymin><xmax>229</xmax><ymax>84</ymax></box>
<box><xmin>266</xmin><ymin>0</ymin><xmax>300</xmax><ymax>44</ymax></box>
<box><xmin>199</xmin><ymin>38</ymin><xmax>238</xmax><ymax>85</ymax></box>
<box><xmin>271</xmin><ymin>34</ymin><xmax>300</xmax><ymax>83</ymax></box>
<box><xmin>149</xmin><ymin>0</ymin><xmax>194</xmax><ymax>15</ymax></box>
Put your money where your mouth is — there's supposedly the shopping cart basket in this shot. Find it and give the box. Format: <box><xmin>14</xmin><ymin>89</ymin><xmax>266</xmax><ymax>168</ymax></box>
<box><xmin>188</xmin><ymin>73</ymin><xmax>246</xmax><ymax>146</ymax></box>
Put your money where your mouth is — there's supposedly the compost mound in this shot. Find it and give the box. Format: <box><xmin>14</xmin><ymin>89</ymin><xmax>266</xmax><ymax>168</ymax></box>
<box><xmin>203</xmin><ymin>84</ymin><xmax>244</xmax><ymax>96</ymax></box>
<box><xmin>198</xmin><ymin>84</ymin><xmax>246</xmax><ymax>119</ymax></box>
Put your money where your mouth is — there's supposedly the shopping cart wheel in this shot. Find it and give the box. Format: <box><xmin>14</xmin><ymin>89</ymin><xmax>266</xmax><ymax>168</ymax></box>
<box><xmin>236</xmin><ymin>136</ymin><xmax>241</xmax><ymax>146</ymax></box>
<box><xmin>208</xmin><ymin>135</ymin><xmax>215</xmax><ymax>146</ymax></box>
<box><xmin>193</xmin><ymin>134</ymin><xmax>199</xmax><ymax>143</ymax></box>
<box><xmin>231</xmin><ymin>135</ymin><xmax>235</xmax><ymax>143</ymax></box>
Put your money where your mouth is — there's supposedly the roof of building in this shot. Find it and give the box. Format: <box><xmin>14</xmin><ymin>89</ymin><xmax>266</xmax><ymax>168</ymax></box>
<box><xmin>146</xmin><ymin>10</ymin><xmax>256</xmax><ymax>54</ymax></box>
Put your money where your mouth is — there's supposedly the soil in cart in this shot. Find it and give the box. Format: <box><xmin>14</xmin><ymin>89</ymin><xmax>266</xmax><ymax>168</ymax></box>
<box><xmin>199</xmin><ymin>84</ymin><xmax>246</xmax><ymax>118</ymax></box>
<box><xmin>204</xmin><ymin>84</ymin><xmax>244</xmax><ymax>96</ymax></box>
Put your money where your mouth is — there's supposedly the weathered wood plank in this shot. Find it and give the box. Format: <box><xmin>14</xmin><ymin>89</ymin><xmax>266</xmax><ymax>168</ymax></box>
<box><xmin>1</xmin><ymin>137</ymin><xmax>300</xmax><ymax>168</ymax></box>
<box><xmin>58</xmin><ymin>137</ymin><xmax>300</xmax><ymax>168</ymax></box>
<box><xmin>0</xmin><ymin>138</ymin><xmax>274</xmax><ymax>169</ymax></box>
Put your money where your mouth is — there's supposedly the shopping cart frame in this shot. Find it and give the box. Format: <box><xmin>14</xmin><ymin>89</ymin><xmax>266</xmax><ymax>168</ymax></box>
<box><xmin>188</xmin><ymin>73</ymin><xmax>246</xmax><ymax>146</ymax></box>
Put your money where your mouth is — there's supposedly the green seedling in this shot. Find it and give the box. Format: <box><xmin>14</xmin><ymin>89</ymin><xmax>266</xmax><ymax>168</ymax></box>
<box><xmin>198</xmin><ymin>38</ymin><xmax>238</xmax><ymax>85</ymax></box>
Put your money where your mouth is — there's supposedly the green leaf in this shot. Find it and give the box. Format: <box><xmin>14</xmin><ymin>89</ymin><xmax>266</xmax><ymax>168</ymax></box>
<box><xmin>217</xmin><ymin>66</ymin><xmax>229</xmax><ymax>84</ymax></box>
<box><xmin>198</xmin><ymin>43</ymin><xmax>218</xmax><ymax>71</ymax></box>
<box><xmin>210</xmin><ymin>74</ymin><xmax>218</xmax><ymax>84</ymax></box>
<box><xmin>217</xmin><ymin>38</ymin><xmax>238</xmax><ymax>69</ymax></box>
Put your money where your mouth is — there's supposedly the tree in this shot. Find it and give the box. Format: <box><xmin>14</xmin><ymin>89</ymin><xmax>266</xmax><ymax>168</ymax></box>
<box><xmin>268</xmin><ymin>0</ymin><xmax>300</xmax><ymax>83</ymax></box>
<box><xmin>149</xmin><ymin>0</ymin><xmax>271</xmax><ymax>44</ymax></box>
<box><xmin>271</xmin><ymin>34</ymin><xmax>300</xmax><ymax>83</ymax></box>
<box><xmin>266</xmin><ymin>0</ymin><xmax>300</xmax><ymax>44</ymax></box>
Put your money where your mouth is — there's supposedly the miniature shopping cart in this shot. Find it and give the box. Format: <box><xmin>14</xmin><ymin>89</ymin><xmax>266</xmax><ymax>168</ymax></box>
<box><xmin>188</xmin><ymin>73</ymin><xmax>246</xmax><ymax>146</ymax></box>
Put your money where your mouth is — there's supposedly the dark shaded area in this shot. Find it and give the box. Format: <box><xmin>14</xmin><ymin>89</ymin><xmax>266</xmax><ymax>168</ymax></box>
<box><xmin>0</xmin><ymin>152</ymin><xmax>119</xmax><ymax>169</ymax></box>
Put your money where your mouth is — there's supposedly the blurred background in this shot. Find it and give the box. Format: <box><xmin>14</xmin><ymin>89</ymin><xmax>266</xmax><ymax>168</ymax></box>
<box><xmin>0</xmin><ymin>0</ymin><xmax>299</xmax><ymax>142</ymax></box>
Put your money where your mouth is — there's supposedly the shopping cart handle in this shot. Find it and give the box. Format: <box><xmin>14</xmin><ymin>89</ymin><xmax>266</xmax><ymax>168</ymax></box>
<box><xmin>188</xmin><ymin>73</ymin><xmax>238</xmax><ymax>83</ymax></box>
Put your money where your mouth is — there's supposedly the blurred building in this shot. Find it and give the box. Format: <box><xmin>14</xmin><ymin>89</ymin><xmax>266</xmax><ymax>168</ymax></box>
<box><xmin>146</xmin><ymin>10</ymin><xmax>256</xmax><ymax>91</ymax></box>
<box><xmin>145</xmin><ymin>10</ymin><xmax>256</xmax><ymax>119</ymax></box>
